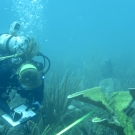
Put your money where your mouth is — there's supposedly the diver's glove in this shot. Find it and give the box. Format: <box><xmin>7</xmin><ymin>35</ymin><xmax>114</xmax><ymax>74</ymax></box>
<box><xmin>10</xmin><ymin>110</ymin><xmax>23</xmax><ymax>122</ymax></box>
<box><xmin>32</xmin><ymin>101</ymin><xmax>40</xmax><ymax>108</ymax></box>
<box><xmin>26</xmin><ymin>101</ymin><xmax>40</xmax><ymax>111</ymax></box>
<box><xmin>31</xmin><ymin>101</ymin><xmax>40</xmax><ymax>110</ymax></box>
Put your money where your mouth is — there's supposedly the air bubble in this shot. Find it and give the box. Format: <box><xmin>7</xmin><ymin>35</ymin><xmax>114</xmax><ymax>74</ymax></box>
<box><xmin>11</xmin><ymin>0</ymin><xmax>47</xmax><ymax>41</ymax></box>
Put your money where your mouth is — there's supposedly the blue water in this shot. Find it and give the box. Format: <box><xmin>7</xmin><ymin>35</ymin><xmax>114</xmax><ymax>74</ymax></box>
<box><xmin>0</xmin><ymin>0</ymin><xmax>135</xmax><ymax>75</ymax></box>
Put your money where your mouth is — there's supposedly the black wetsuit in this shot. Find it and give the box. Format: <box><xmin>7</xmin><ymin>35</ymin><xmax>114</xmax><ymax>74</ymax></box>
<box><xmin>0</xmin><ymin>61</ymin><xmax>44</xmax><ymax>115</ymax></box>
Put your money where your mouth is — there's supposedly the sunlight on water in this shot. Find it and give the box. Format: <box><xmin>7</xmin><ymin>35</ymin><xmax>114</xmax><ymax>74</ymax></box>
<box><xmin>11</xmin><ymin>0</ymin><xmax>47</xmax><ymax>39</ymax></box>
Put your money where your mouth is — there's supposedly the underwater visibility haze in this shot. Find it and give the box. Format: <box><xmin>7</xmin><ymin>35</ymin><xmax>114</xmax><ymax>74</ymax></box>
<box><xmin>0</xmin><ymin>0</ymin><xmax>135</xmax><ymax>135</ymax></box>
<box><xmin>0</xmin><ymin>0</ymin><xmax>135</xmax><ymax>71</ymax></box>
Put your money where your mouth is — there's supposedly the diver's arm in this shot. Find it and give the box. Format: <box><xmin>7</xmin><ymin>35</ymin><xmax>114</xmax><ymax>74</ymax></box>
<box><xmin>33</xmin><ymin>80</ymin><xmax>44</xmax><ymax>104</ymax></box>
<box><xmin>17</xmin><ymin>80</ymin><xmax>44</xmax><ymax>104</ymax></box>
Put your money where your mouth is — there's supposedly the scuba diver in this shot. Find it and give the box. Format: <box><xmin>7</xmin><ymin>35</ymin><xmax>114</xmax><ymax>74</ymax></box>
<box><xmin>0</xmin><ymin>22</ymin><xmax>50</xmax><ymax>122</ymax></box>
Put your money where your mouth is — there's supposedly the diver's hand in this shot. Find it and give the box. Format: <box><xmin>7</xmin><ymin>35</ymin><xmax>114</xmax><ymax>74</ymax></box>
<box><xmin>10</xmin><ymin>111</ymin><xmax>23</xmax><ymax>122</ymax></box>
<box><xmin>25</xmin><ymin>101</ymin><xmax>40</xmax><ymax>111</ymax></box>
<box><xmin>31</xmin><ymin>101</ymin><xmax>40</xmax><ymax>110</ymax></box>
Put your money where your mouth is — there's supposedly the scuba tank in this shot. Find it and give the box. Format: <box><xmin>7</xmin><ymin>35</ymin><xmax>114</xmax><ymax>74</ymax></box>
<box><xmin>0</xmin><ymin>34</ymin><xmax>29</xmax><ymax>54</ymax></box>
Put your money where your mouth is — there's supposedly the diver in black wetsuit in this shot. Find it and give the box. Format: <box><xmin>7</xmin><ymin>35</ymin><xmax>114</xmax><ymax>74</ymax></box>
<box><xmin>0</xmin><ymin>22</ymin><xmax>50</xmax><ymax>122</ymax></box>
<box><xmin>0</xmin><ymin>61</ymin><xmax>45</xmax><ymax>121</ymax></box>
